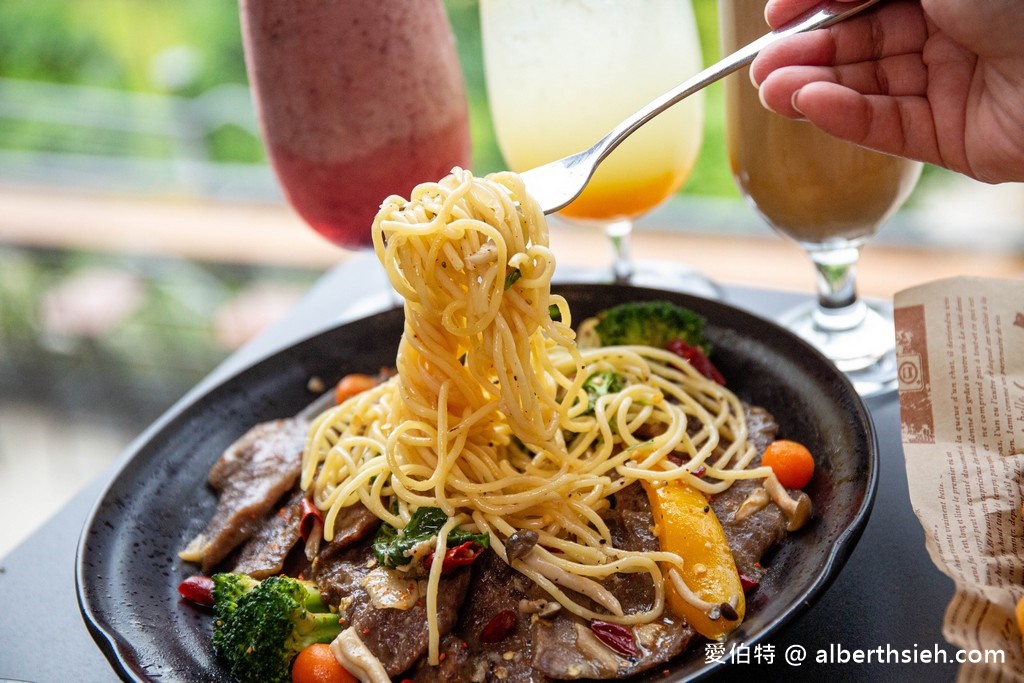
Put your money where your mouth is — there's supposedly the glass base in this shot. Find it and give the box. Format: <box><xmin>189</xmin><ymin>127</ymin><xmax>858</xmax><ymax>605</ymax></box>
<box><xmin>778</xmin><ymin>299</ymin><xmax>897</xmax><ymax>397</ymax></box>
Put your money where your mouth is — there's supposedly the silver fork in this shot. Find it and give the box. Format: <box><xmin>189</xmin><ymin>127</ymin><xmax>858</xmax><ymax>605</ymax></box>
<box><xmin>519</xmin><ymin>0</ymin><xmax>883</xmax><ymax>214</ymax></box>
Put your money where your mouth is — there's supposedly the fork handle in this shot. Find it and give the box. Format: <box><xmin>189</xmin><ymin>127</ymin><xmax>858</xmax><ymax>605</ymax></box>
<box><xmin>590</xmin><ymin>0</ymin><xmax>884</xmax><ymax>169</ymax></box>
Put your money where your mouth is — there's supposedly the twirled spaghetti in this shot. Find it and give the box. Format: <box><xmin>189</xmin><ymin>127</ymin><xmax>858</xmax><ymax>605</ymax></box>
<box><xmin>300</xmin><ymin>168</ymin><xmax>770</xmax><ymax>663</ymax></box>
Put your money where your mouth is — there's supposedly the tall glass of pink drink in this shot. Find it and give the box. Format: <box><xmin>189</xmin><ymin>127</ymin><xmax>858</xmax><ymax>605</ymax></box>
<box><xmin>239</xmin><ymin>0</ymin><xmax>472</xmax><ymax>249</ymax></box>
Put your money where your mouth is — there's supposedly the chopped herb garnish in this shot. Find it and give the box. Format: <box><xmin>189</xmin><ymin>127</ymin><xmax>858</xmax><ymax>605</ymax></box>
<box><xmin>504</xmin><ymin>267</ymin><xmax>522</xmax><ymax>290</ymax></box>
<box><xmin>582</xmin><ymin>371</ymin><xmax>625</xmax><ymax>413</ymax></box>
<box><xmin>372</xmin><ymin>506</ymin><xmax>490</xmax><ymax>568</ymax></box>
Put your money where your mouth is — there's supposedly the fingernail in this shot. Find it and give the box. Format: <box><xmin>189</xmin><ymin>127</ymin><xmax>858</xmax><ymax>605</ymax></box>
<box><xmin>757</xmin><ymin>85</ymin><xmax>778</xmax><ymax>114</ymax></box>
<box><xmin>790</xmin><ymin>89</ymin><xmax>806</xmax><ymax>116</ymax></box>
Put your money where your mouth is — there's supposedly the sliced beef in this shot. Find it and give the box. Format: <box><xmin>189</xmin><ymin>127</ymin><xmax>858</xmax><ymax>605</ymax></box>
<box><xmin>609</xmin><ymin>479</ymin><xmax>650</xmax><ymax>514</ymax></box>
<box><xmin>189</xmin><ymin>399</ymin><xmax>794</xmax><ymax>679</ymax></box>
<box><xmin>711</xmin><ymin>479</ymin><xmax>788</xmax><ymax>581</ymax></box>
<box><xmin>180</xmin><ymin>417</ymin><xmax>308</xmax><ymax>572</ymax></box>
<box><xmin>206</xmin><ymin>417</ymin><xmax>307</xmax><ymax>488</ymax></box>
<box><xmin>411</xmin><ymin>635</ymin><xmax>477</xmax><ymax>683</ymax></box>
<box><xmin>411</xmin><ymin>550</ymin><xmax>542</xmax><ymax>682</ymax></box>
<box><xmin>532</xmin><ymin>484</ymin><xmax>695</xmax><ymax>680</ymax></box>
<box><xmin>744</xmin><ymin>404</ymin><xmax>780</xmax><ymax>454</ymax></box>
<box><xmin>230</xmin><ymin>489</ymin><xmax>305</xmax><ymax>579</ymax></box>
<box><xmin>314</xmin><ymin>543</ymin><xmax>472</xmax><ymax>677</ymax></box>
<box><xmin>412</xmin><ymin>483</ymin><xmax>700</xmax><ymax>681</ymax></box>
<box><xmin>523</xmin><ymin>405</ymin><xmax>790</xmax><ymax>679</ymax></box>
<box><xmin>711</xmin><ymin>404</ymin><xmax>787</xmax><ymax>581</ymax></box>
<box><xmin>230</xmin><ymin>495</ymin><xmax>379</xmax><ymax>580</ymax></box>
<box><xmin>316</xmin><ymin>501</ymin><xmax>381</xmax><ymax>562</ymax></box>
<box><xmin>532</xmin><ymin>618</ymin><xmax>626</xmax><ymax>680</ymax></box>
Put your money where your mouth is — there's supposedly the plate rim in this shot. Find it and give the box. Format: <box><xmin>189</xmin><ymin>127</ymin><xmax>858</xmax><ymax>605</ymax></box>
<box><xmin>76</xmin><ymin>282</ymin><xmax>878</xmax><ymax>683</ymax></box>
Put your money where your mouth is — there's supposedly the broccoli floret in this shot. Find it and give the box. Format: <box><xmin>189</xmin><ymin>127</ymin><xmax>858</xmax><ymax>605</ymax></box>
<box><xmin>211</xmin><ymin>573</ymin><xmax>342</xmax><ymax>683</ymax></box>
<box><xmin>583</xmin><ymin>370</ymin><xmax>625</xmax><ymax>413</ymax></box>
<box><xmin>593</xmin><ymin>300</ymin><xmax>710</xmax><ymax>354</ymax></box>
<box><xmin>211</xmin><ymin>572</ymin><xmax>259</xmax><ymax>616</ymax></box>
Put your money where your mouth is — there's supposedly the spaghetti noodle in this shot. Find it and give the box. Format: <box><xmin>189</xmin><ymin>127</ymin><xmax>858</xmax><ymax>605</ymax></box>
<box><xmin>300</xmin><ymin>168</ymin><xmax>770</xmax><ymax>663</ymax></box>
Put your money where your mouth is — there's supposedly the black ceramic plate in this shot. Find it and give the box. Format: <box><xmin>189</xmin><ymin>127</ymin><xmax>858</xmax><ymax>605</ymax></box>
<box><xmin>77</xmin><ymin>283</ymin><xmax>877</xmax><ymax>682</ymax></box>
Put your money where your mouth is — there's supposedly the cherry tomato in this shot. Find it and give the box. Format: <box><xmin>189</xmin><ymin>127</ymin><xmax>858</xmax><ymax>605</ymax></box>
<box><xmin>762</xmin><ymin>439</ymin><xmax>815</xmax><ymax>489</ymax></box>
<box><xmin>334</xmin><ymin>373</ymin><xmax>378</xmax><ymax>404</ymax></box>
<box><xmin>292</xmin><ymin>643</ymin><xmax>357</xmax><ymax>683</ymax></box>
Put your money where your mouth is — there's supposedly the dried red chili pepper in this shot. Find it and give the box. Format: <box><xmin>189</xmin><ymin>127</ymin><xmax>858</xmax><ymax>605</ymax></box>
<box><xmin>590</xmin><ymin>619</ymin><xmax>638</xmax><ymax>658</ymax></box>
<box><xmin>424</xmin><ymin>541</ymin><xmax>484</xmax><ymax>573</ymax></box>
<box><xmin>666</xmin><ymin>455</ymin><xmax>708</xmax><ymax>480</ymax></box>
<box><xmin>299</xmin><ymin>498</ymin><xmax>324</xmax><ymax>542</ymax></box>
<box><xmin>479</xmin><ymin>609</ymin><xmax>517</xmax><ymax>643</ymax></box>
<box><xmin>665</xmin><ymin>339</ymin><xmax>726</xmax><ymax>385</ymax></box>
<box><xmin>739</xmin><ymin>573</ymin><xmax>760</xmax><ymax>592</ymax></box>
<box><xmin>177</xmin><ymin>575</ymin><xmax>215</xmax><ymax>606</ymax></box>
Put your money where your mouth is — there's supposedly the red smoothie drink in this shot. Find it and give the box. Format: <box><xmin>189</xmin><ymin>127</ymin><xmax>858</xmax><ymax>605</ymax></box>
<box><xmin>240</xmin><ymin>0</ymin><xmax>472</xmax><ymax>248</ymax></box>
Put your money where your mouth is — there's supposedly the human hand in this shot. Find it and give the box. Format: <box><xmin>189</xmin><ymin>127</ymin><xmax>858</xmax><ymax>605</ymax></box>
<box><xmin>750</xmin><ymin>0</ymin><xmax>1024</xmax><ymax>183</ymax></box>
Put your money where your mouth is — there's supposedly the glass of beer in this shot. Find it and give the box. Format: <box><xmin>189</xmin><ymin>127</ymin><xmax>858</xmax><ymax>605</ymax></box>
<box><xmin>480</xmin><ymin>0</ymin><xmax>715</xmax><ymax>295</ymax></box>
<box><xmin>239</xmin><ymin>0</ymin><xmax>471</xmax><ymax>250</ymax></box>
<box><xmin>720</xmin><ymin>0</ymin><xmax>921</xmax><ymax>393</ymax></box>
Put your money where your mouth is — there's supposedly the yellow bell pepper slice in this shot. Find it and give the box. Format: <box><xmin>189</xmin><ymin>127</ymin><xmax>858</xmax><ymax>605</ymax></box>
<box><xmin>642</xmin><ymin>479</ymin><xmax>745</xmax><ymax>641</ymax></box>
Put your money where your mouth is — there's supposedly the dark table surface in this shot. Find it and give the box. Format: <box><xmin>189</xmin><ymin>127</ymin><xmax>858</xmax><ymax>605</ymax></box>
<box><xmin>0</xmin><ymin>255</ymin><xmax>957</xmax><ymax>682</ymax></box>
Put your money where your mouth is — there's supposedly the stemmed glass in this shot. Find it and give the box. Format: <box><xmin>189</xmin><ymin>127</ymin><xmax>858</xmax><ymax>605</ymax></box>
<box><xmin>238</xmin><ymin>0</ymin><xmax>471</xmax><ymax>251</ymax></box>
<box><xmin>720</xmin><ymin>0</ymin><xmax>921</xmax><ymax>395</ymax></box>
<box><xmin>479</xmin><ymin>0</ymin><xmax>717</xmax><ymax>296</ymax></box>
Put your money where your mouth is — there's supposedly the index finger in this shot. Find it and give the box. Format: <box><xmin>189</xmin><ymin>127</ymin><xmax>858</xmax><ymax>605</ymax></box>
<box><xmin>752</xmin><ymin>0</ymin><xmax>927</xmax><ymax>85</ymax></box>
<box><xmin>765</xmin><ymin>0</ymin><xmax>863</xmax><ymax>27</ymax></box>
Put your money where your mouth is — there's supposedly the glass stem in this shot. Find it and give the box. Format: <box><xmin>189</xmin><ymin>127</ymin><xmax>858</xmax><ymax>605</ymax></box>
<box><xmin>808</xmin><ymin>243</ymin><xmax>867</xmax><ymax>333</ymax></box>
<box><xmin>605</xmin><ymin>219</ymin><xmax>634</xmax><ymax>283</ymax></box>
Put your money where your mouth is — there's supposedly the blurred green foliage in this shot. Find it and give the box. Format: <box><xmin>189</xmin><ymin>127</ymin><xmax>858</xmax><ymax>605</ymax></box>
<box><xmin>0</xmin><ymin>0</ymin><xmax>736</xmax><ymax>195</ymax></box>
<box><xmin>0</xmin><ymin>3</ymin><xmax>120</xmax><ymax>83</ymax></box>
<box><xmin>0</xmin><ymin>0</ymin><xmax>247</xmax><ymax>89</ymax></box>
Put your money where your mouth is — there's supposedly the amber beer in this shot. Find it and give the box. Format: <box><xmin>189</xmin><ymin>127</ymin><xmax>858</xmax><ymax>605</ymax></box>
<box><xmin>720</xmin><ymin>0</ymin><xmax>920</xmax><ymax>245</ymax></box>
